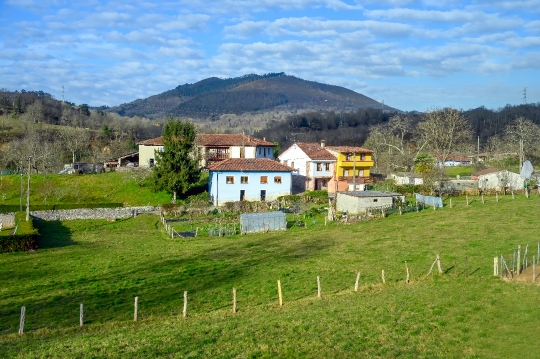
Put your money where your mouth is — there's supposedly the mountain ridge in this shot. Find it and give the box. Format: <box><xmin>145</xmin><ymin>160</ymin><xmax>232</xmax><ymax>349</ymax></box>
<box><xmin>105</xmin><ymin>73</ymin><xmax>395</xmax><ymax>119</ymax></box>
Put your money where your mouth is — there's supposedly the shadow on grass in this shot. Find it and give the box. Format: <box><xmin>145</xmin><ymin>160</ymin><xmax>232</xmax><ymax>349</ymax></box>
<box><xmin>33</xmin><ymin>220</ymin><xmax>75</xmax><ymax>249</ymax></box>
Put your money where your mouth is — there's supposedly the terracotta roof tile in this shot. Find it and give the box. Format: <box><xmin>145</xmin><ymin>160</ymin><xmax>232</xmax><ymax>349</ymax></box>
<box><xmin>207</xmin><ymin>158</ymin><xmax>294</xmax><ymax>172</ymax></box>
<box><xmin>472</xmin><ymin>167</ymin><xmax>501</xmax><ymax>177</ymax></box>
<box><xmin>138</xmin><ymin>134</ymin><xmax>274</xmax><ymax>147</ymax></box>
<box><xmin>295</xmin><ymin>143</ymin><xmax>336</xmax><ymax>160</ymax></box>
<box><xmin>326</xmin><ymin>145</ymin><xmax>373</xmax><ymax>154</ymax></box>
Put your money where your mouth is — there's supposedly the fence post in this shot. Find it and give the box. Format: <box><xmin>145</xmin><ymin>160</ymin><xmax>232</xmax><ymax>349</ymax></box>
<box><xmin>183</xmin><ymin>291</ymin><xmax>188</xmax><ymax>318</ymax></box>
<box><xmin>381</xmin><ymin>270</ymin><xmax>386</xmax><ymax>284</ymax></box>
<box><xmin>496</xmin><ymin>192</ymin><xmax>499</xmax><ymax>203</ymax></box>
<box><xmin>134</xmin><ymin>296</ymin><xmax>138</xmax><ymax>322</ymax></box>
<box><xmin>277</xmin><ymin>280</ymin><xmax>283</xmax><ymax>306</ymax></box>
<box><xmin>450</xmin><ymin>198</ymin><xmax>452</xmax><ymax>208</ymax></box>
<box><xmin>512</xmin><ymin>191</ymin><xmax>515</xmax><ymax>199</ymax></box>
<box><xmin>80</xmin><ymin>303</ymin><xmax>84</xmax><ymax>327</ymax></box>
<box><xmin>232</xmin><ymin>288</ymin><xmax>237</xmax><ymax>313</ymax></box>
<box><xmin>517</xmin><ymin>245</ymin><xmax>521</xmax><ymax>275</ymax></box>
<box><xmin>18</xmin><ymin>306</ymin><xmax>26</xmax><ymax>335</ymax></box>
<box><xmin>482</xmin><ymin>194</ymin><xmax>485</xmax><ymax>204</ymax></box>
<box><xmin>436</xmin><ymin>254</ymin><xmax>443</xmax><ymax>274</ymax></box>
<box><xmin>493</xmin><ymin>257</ymin><xmax>498</xmax><ymax>276</ymax></box>
<box><xmin>317</xmin><ymin>276</ymin><xmax>321</xmax><ymax>299</ymax></box>
<box><xmin>533</xmin><ymin>257</ymin><xmax>536</xmax><ymax>283</ymax></box>
<box><xmin>354</xmin><ymin>272</ymin><xmax>360</xmax><ymax>292</ymax></box>
<box><xmin>405</xmin><ymin>262</ymin><xmax>410</xmax><ymax>284</ymax></box>
<box><xmin>466</xmin><ymin>195</ymin><xmax>469</xmax><ymax>206</ymax></box>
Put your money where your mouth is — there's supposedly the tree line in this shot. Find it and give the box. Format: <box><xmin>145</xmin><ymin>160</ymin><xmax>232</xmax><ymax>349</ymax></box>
<box><xmin>0</xmin><ymin>89</ymin><xmax>162</xmax><ymax>173</ymax></box>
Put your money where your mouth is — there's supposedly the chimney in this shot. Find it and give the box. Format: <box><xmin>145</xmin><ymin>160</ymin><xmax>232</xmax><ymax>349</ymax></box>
<box><xmin>263</xmin><ymin>137</ymin><xmax>266</xmax><ymax>141</ymax></box>
<box><xmin>321</xmin><ymin>140</ymin><xmax>325</xmax><ymax>148</ymax></box>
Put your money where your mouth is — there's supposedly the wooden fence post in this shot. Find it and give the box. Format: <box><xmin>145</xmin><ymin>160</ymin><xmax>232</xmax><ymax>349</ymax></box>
<box><xmin>134</xmin><ymin>296</ymin><xmax>138</xmax><ymax>322</ymax></box>
<box><xmin>80</xmin><ymin>303</ymin><xmax>84</xmax><ymax>327</ymax></box>
<box><xmin>496</xmin><ymin>192</ymin><xmax>499</xmax><ymax>203</ymax></box>
<box><xmin>277</xmin><ymin>280</ymin><xmax>283</xmax><ymax>306</ymax></box>
<box><xmin>406</xmin><ymin>262</ymin><xmax>410</xmax><ymax>284</ymax></box>
<box><xmin>232</xmin><ymin>288</ymin><xmax>237</xmax><ymax>313</ymax></box>
<box><xmin>317</xmin><ymin>276</ymin><xmax>321</xmax><ymax>299</ymax></box>
<box><xmin>436</xmin><ymin>254</ymin><xmax>443</xmax><ymax>274</ymax></box>
<box><xmin>466</xmin><ymin>195</ymin><xmax>469</xmax><ymax>206</ymax></box>
<box><xmin>517</xmin><ymin>245</ymin><xmax>521</xmax><ymax>275</ymax></box>
<box><xmin>381</xmin><ymin>270</ymin><xmax>386</xmax><ymax>284</ymax></box>
<box><xmin>450</xmin><ymin>198</ymin><xmax>452</xmax><ymax>208</ymax></box>
<box><xmin>18</xmin><ymin>306</ymin><xmax>26</xmax><ymax>335</ymax></box>
<box><xmin>512</xmin><ymin>191</ymin><xmax>515</xmax><ymax>199</ymax></box>
<box><xmin>183</xmin><ymin>291</ymin><xmax>188</xmax><ymax>318</ymax></box>
<box><xmin>354</xmin><ymin>272</ymin><xmax>360</xmax><ymax>292</ymax></box>
<box><xmin>533</xmin><ymin>256</ymin><xmax>536</xmax><ymax>283</ymax></box>
<box><xmin>482</xmin><ymin>194</ymin><xmax>485</xmax><ymax>204</ymax></box>
<box><xmin>493</xmin><ymin>257</ymin><xmax>498</xmax><ymax>276</ymax></box>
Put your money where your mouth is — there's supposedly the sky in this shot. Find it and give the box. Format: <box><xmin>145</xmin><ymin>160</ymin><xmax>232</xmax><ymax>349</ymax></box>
<box><xmin>1</xmin><ymin>0</ymin><xmax>540</xmax><ymax>112</ymax></box>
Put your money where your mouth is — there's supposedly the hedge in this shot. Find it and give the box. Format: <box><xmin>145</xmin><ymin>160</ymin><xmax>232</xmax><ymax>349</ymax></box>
<box><xmin>0</xmin><ymin>203</ymin><xmax>123</xmax><ymax>214</ymax></box>
<box><xmin>0</xmin><ymin>213</ymin><xmax>39</xmax><ymax>253</ymax></box>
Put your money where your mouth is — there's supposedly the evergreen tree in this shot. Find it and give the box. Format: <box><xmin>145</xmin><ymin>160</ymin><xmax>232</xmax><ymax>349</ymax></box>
<box><xmin>152</xmin><ymin>117</ymin><xmax>200</xmax><ymax>203</ymax></box>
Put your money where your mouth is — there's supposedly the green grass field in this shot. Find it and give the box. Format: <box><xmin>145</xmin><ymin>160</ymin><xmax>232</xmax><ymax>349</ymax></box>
<box><xmin>0</xmin><ymin>172</ymin><xmax>175</xmax><ymax>207</ymax></box>
<box><xmin>1</xmin><ymin>194</ymin><xmax>540</xmax><ymax>358</ymax></box>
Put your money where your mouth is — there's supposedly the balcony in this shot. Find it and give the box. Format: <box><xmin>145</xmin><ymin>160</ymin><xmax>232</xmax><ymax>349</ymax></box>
<box><xmin>340</xmin><ymin>160</ymin><xmax>374</xmax><ymax>167</ymax></box>
<box><xmin>205</xmin><ymin>152</ymin><xmax>230</xmax><ymax>161</ymax></box>
<box><xmin>337</xmin><ymin>176</ymin><xmax>373</xmax><ymax>184</ymax></box>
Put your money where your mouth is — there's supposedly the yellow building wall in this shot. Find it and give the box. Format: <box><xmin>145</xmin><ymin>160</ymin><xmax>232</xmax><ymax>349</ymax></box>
<box><xmin>335</xmin><ymin>152</ymin><xmax>374</xmax><ymax>177</ymax></box>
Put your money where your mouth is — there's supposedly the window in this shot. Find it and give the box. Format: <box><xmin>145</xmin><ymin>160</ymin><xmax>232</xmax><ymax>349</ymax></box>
<box><xmin>325</xmin><ymin>163</ymin><xmax>330</xmax><ymax>171</ymax></box>
<box><xmin>149</xmin><ymin>158</ymin><xmax>155</xmax><ymax>167</ymax></box>
<box><xmin>226</xmin><ymin>176</ymin><xmax>234</xmax><ymax>184</ymax></box>
<box><xmin>260</xmin><ymin>176</ymin><xmax>268</xmax><ymax>184</ymax></box>
<box><xmin>241</xmin><ymin>176</ymin><xmax>249</xmax><ymax>184</ymax></box>
<box><xmin>360</xmin><ymin>154</ymin><xmax>366</xmax><ymax>160</ymax></box>
<box><xmin>291</xmin><ymin>161</ymin><xmax>294</xmax><ymax>169</ymax></box>
<box><xmin>316</xmin><ymin>163</ymin><xmax>322</xmax><ymax>171</ymax></box>
<box><xmin>373</xmin><ymin>199</ymin><xmax>378</xmax><ymax>202</ymax></box>
<box><xmin>274</xmin><ymin>176</ymin><xmax>282</xmax><ymax>184</ymax></box>
<box><xmin>263</xmin><ymin>148</ymin><xmax>267</xmax><ymax>156</ymax></box>
<box><xmin>345</xmin><ymin>153</ymin><xmax>352</xmax><ymax>161</ymax></box>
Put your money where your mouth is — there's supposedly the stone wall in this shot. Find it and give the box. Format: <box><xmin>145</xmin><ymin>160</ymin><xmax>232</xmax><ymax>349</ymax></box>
<box><xmin>29</xmin><ymin>206</ymin><xmax>160</xmax><ymax>221</ymax></box>
<box><xmin>0</xmin><ymin>214</ymin><xmax>15</xmax><ymax>227</ymax></box>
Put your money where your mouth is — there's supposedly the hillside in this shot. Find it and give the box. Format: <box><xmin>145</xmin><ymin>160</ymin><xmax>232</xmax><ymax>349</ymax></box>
<box><xmin>106</xmin><ymin>73</ymin><xmax>392</xmax><ymax>119</ymax></box>
<box><xmin>1</xmin><ymin>195</ymin><xmax>539</xmax><ymax>357</ymax></box>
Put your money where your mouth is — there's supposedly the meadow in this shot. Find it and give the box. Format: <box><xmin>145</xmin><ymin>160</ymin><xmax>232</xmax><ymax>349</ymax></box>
<box><xmin>1</xmin><ymin>194</ymin><xmax>539</xmax><ymax>358</ymax></box>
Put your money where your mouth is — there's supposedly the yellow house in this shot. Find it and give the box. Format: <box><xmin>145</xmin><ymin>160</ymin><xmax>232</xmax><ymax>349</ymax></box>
<box><xmin>325</xmin><ymin>146</ymin><xmax>374</xmax><ymax>191</ymax></box>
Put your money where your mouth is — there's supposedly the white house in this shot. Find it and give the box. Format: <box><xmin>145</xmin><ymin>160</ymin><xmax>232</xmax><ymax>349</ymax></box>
<box><xmin>472</xmin><ymin>168</ymin><xmax>524</xmax><ymax>191</ymax></box>
<box><xmin>207</xmin><ymin>158</ymin><xmax>293</xmax><ymax>206</ymax></box>
<box><xmin>278</xmin><ymin>141</ymin><xmax>336</xmax><ymax>191</ymax></box>
<box><xmin>388</xmin><ymin>172</ymin><xmax>424</xmax><ymax>186</ymax></box>
<box><xmin>137</xmin><ymin>134</ymin><xmax>275</xmax><ymax>168</ymax></box>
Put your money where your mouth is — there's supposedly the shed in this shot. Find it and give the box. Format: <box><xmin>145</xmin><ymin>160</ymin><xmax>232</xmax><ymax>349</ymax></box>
<box><xmin>240</xmin><ymin>211</ymin><xmax>287</xmax><ymax>234</ymax></box>
<box><xmin>336</xmin><ymin>191</ymin><xmax>405</xmax><ymax>214</ymax></box>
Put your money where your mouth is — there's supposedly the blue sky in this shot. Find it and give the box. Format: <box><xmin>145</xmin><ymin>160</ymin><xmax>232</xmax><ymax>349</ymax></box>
<box><xmin>1</xmin><ymin>0</ymin><xmax>540</xmax><ymax>112</ymax></box>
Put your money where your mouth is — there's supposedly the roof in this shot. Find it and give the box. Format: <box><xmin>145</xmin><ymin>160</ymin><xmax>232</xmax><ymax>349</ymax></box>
<box><xmin>472</xmin><ymin>167</ymin><xmax>501</xmax><ymax>176</ymax></box>
<box><xmin>326</xmin><ymin>145</ymin><xmax>373</xmax><ymax>154</ymax></box>
<box><xmin>340</xmin><ymin>191</ymin><xmax>403</xmax><ymax>198</ymax></box>
<box><xmin>138</xmin><ymin>137</ymin><xmax>164</xmax><ymax>146</ymax></box>
<box><xmin>207</xmin><ymin>158</ymin><xmax>294</xmax><ymax>172</ymax></box>
<box><xmin>137</xmin><ymin>134</ymin><xmax>274</xmax><ymax>147</ymax></box>
<box><xmin>393</xmin><ymin>172</ymin><xmax>422</xmax><ymax>178</ymax></box>
<box><xmin>295</xmin><ymin>143</ymin><xmax>336</xmax><ymax>160</ymax></box>
<box><xmin>444</xmin><ymin>154</ymin><xmax>471</xmax><ymax>162</ymax></box>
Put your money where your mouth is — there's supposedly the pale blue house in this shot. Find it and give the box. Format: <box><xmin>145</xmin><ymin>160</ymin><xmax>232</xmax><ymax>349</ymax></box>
<box><xmin>208</xmin><ymin>158</ymin><xmax>293</xmax><ymax>206</ymax></box>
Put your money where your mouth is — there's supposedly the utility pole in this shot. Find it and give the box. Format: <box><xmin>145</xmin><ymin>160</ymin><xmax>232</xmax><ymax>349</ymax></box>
<box><xmin>19</xmin><ymin>163</ymin><xmax>23</xmax><ymax>212</ymax></box>
<box><xmin>523</xmin><ymin>87</ymin><xmax>527</xmax><ymax>104</ymax></box>
<box><xmin>25</xmin><ymin>157</ymin><xmax>31</xmax><ymax>221</ymax></box>
<box><xmin>351</xmin><ymin>152</ymin><xmax>357</xmax><ymax>191</ymax></box>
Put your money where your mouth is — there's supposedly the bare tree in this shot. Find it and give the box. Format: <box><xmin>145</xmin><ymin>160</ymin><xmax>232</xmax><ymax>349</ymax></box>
<box><xmin>417</xmin><ymin>108</ymin><xmax>472</xmax><ymax>165</ymax></box>
<box><xmin>60</xmin><ymin>127</ymin><xmax>91</xmax><ymax>163</ymax></box>
<box><xmin>504</xmin><ymin>117</ymin><xmax>540</xmax><ymax>169</ymax></box>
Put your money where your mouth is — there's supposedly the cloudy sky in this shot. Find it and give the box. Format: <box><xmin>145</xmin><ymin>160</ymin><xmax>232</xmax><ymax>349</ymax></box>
<box><xmin>2</xmin><ymin>0</ymin><xmax>539</xmax><ymax>111</ymax></box>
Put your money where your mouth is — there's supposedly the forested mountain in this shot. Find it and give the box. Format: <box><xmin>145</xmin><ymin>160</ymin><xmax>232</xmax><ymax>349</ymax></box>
<box><xmin>106</xmin><ymin>73</ymin><xmax>391</xmax><ymax>119</ymax></box>
<box><xmin>255</xmin><ymin>103</ymin><xmax>540</xmax><ymax>152</ymax></box>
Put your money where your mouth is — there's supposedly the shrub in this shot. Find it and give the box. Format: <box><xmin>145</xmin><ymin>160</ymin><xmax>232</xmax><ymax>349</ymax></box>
<box><xmin>0</xmin><ymin>213</ymin><xmax>39</xmax><ymax>253</ymax></box>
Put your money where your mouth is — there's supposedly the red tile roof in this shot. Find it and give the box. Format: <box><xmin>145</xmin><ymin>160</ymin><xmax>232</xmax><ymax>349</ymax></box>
<box><xmin>207</xmin><ymin>158</ymin><xmax>294</xmax><ymax>172</ymax></box>
<box><xmin>295</xmin><ymin>143</ymin><xmax>336</xmax><ymax>160</ymax></box>
<box><xmin>472</xmin><ymin>167</ymin><xmax>501</xmax><ymax>177</ymax></box>
<box><xmin>138</xmin><ymin>134</ymin><xmax>274</xmax><ymax>147</ymax></box>
<box><xmin>326</xmin><ymin>145</ymin><xmax>373</xmax><ymax>154</ymax></box>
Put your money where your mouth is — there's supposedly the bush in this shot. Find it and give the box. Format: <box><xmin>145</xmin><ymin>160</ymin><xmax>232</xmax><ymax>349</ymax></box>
<box><xmin>0</xmin><ymin>213</ymin><xmax>39</xmax><ymax>253</ymax></box>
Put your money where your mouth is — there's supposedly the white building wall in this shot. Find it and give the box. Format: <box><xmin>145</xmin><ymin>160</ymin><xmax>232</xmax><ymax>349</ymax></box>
<box><xmin>479</xmin><ymin>171</ymin><xmax>524</xmax><ymax>191</ymax></box>
<box><xmin>278</xmin><ymin>144</ymin><xmax>309</xmax><ymax>175</ymax></box>
<box><xmin>139</xmin><ymin>145</ymin><xmax>163</xmax><ymax>168</ymax></box>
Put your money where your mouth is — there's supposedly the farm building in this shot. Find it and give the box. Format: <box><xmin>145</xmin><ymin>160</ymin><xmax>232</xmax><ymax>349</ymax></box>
<box><xmin>389</xmin><ymin>172</ymin><xmax>423</xmax><ymax>185</ymax></box>
<box><xmin>336</xmin><ymin>191</ymin><xmax>405</xmax><ymax>214</ymax></box>
<box><xmin>240</xmin><ymin>211</ymin><xmax>287</xmax><ymax>234</ymax></box>
<box><xmin>472</xmin><ymin>168</ymin><xmax>524</xmax><ymax>191</ymax></box>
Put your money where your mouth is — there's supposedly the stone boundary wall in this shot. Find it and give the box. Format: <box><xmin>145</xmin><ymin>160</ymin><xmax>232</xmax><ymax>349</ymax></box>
<box><xmin>0</xmin><ymin>214</ymin><xmax>15</xmax><ymax>227</ymax></box>
<box><xmin>26</xmin><ymin>206</ymin><xmax>160</xmax><ymax>221</ymax></box>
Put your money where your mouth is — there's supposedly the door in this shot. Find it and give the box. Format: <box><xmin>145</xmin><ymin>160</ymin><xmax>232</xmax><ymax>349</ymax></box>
<box><xmin>260</xmin><ymin>190</ymin><xmax>266</xmax><ymax>201</ymax></box>
<box><xmin>240</xmin><ymin>190</ymin><xmax>245</xmax><ymax>201</ymax></box>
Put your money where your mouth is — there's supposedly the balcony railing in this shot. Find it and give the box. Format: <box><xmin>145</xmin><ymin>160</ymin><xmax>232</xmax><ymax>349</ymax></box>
<box><xmin>340</xmin><ymin>160</ymin><xmax>374</xmax><ymax>166</ymax></box>
<box><xmin>205</xmin><ymin>152</ymin><xmax>230</xmax><ymax>161</ymax></box>
<box><xmin>337</xmin><ymin>176</ymin><xmax>373</xmax><ymax>184</ymax></box>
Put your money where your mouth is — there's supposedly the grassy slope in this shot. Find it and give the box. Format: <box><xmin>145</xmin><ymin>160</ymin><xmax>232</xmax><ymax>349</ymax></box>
<box><xmin>0</xmin><ymin>172</ymin><xmax>172</xmax><ymax>206</ymax></box>
<box><xmin>1</xmin><ymin>195</ymin><xmax>540</xmax><ymax>358</ymax></box>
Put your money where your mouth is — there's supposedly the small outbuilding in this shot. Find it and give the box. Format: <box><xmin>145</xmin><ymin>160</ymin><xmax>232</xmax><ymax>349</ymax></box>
<box><xmin>336</xmin><ymin>191</ymin><xmax>405</xmax><ymax>214</ymax></box>
<box><xmin>240</xmin><ymin>211</ymin><xmax>287</xmax><ymax>234</ymax></box>
<box><xmin>472</xmin><ymin>168</ymin><xmax>524</xmax><ymax>191</ymax></box>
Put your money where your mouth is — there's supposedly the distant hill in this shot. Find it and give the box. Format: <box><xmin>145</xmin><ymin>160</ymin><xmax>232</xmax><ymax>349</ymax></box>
<box><xmin>106</xmin><ymin>73</ymin><xmax>394</xmax><ymax>119</ymax></box>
